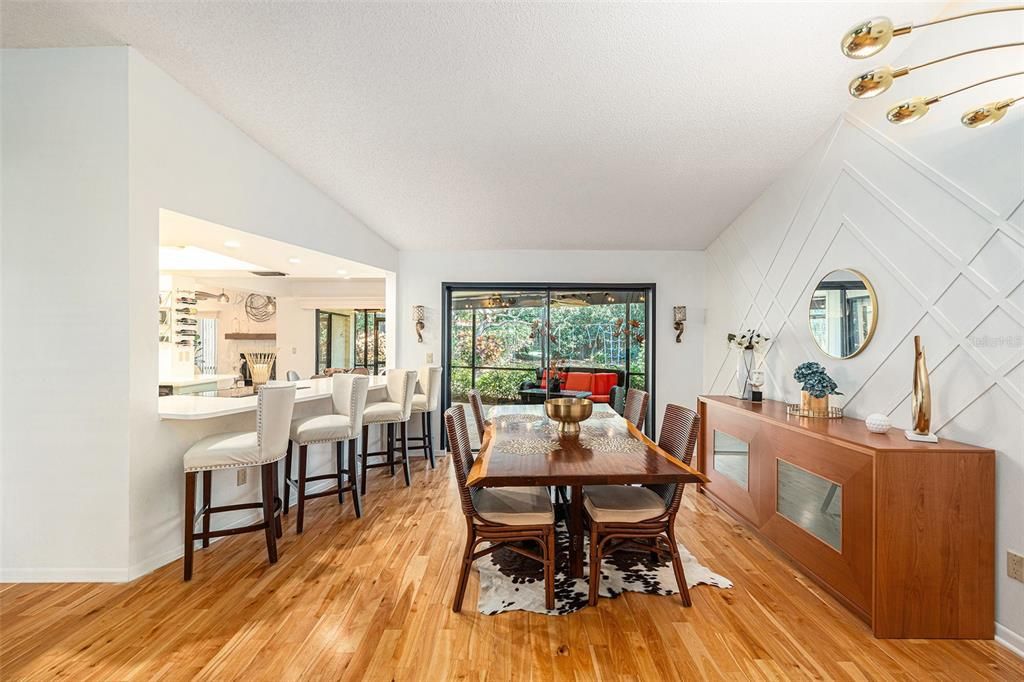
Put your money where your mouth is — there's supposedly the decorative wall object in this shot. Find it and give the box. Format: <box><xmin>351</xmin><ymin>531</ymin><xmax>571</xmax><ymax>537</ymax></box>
<box><xmin>412</xmin><ymin>305</ymin><xmax>425</xmax><ymax>343</ymax></box>
<box><xmin>673</xmin><ymin>305</ymin><xmax>687</xmax><ymax>342</ymax></box>
<box><xmin>865</xmin><ymin>413</ymin><xmax>892</xmax><ymax>433</ymax></box>
<box><xmin>792</xmin><ymin>361</ymin><xmax>842</xmax><ymax>417</ymax></box>
<box><xmin>840</xmin><ymin>6</ymin><xmax>1024</xmax><ymax>128</ymax></box>
<box><xmin>808</xmin><ymin>269</ymin><xmax>877</xmax><ymax>358</ymax></box>
<box><xmin>244</xmin><ymin>293</ymin><xmax>276</xmax><ymax>322</ymax></box>
<box><xmin>905</xmin><ymin>335</ymin><xmax>938</xmax><ymax>442</ymax></box>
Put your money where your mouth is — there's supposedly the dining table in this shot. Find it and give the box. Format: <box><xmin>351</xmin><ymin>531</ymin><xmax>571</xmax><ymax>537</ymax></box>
<box><xmin>467</xmin><ymin>403</ymin><xmax>708</xmax><ymax>578</ymax></box>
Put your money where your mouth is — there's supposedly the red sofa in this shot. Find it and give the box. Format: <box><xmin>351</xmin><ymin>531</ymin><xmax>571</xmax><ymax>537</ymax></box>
<box><xmin>540</xmin><ymin>369</ymin><xmax>619</xmax><ymax>403</ymax></box>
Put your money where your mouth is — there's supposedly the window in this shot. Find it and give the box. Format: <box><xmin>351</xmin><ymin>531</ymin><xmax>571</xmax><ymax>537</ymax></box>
<box><xmin>195</xmin><ymin>318</ymin><xmax>218</xmax><ymax>374</ymax></box>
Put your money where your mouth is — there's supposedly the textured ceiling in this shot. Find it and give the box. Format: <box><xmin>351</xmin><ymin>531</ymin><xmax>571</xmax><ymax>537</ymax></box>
<box><xmin>1</xmin><ymin>1</ymin><xmax>942</xmax><ymax>250</ymax></box>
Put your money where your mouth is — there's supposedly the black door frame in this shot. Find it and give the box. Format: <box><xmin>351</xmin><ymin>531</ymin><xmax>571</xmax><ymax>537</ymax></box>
<box><xmin>440</xmin><ymin>281</ymin><xmax>657</xmax><ymax>448</ymax></box>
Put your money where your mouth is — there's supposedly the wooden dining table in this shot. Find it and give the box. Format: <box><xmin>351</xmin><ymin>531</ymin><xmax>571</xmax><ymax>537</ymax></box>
<box><xmin>467</xmin><ymin>403</ymin><xmax>707</xmax><ymax>578</ymax></box>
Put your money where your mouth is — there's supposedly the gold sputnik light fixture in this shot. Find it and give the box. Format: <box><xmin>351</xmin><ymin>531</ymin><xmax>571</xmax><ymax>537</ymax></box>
<box><xmin>962</xmin><ymin>98</ymin><xmax>1020</xmax><ymax>128</ymax></box>
<box><xmin>848</xmin><ymin>43</ymin><xmax>1024</xmax><ymax>98</ymax></box>
<box><xmin>840</xmin><ymin>6</ymin><xmax>1024</xmax><ymax>59</ymax></box>
<box><xmin>841</xmin><ymin>6</ymin><xmax>1024</xmax><ymax>129</ymax></box>
<box><xmin>885</xmin><ymin>72</ymin><xmax>1024</xmax><ymax>125</ymax></box>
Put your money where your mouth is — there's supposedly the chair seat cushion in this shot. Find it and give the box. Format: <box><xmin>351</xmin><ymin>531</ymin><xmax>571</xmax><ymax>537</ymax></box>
<box><xmin>472</xmin><ymin>486</ymin><xmax>554</xmax><ymax>526</ymax></box>
<box><xmin>411</xmin><ymin>394</ymin><xmax>428</xmax><ymax>413</ymax></box>
<box><xmin>583</xmin><ymin>485</ymin><xmax>666</xmax><ymax>523</ymax></box>
<box><xmin>184</xmin><ymin>431</ymin><xmax>261</xmax><ymax>472</ymax></box>
<box><xmin>290</xmin><ymin>414</ymin><xmax>353</xmax><ymax>444</ymax></box>
<box><xmin>363</xmin><ymin>401</ymin><xmax>404</xmax><ymax>423</ymax></box>
<box><xmin>590</xmin><ymin>394</ymin><xmax>610</xmax><ymax>403</ymax></box>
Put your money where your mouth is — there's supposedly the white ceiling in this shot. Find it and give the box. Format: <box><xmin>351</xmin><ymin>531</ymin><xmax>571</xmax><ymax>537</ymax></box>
<box><xmin>2</xmin><ymin>1</ymin><xmax>944</xmax><ymax>250</ymax></box>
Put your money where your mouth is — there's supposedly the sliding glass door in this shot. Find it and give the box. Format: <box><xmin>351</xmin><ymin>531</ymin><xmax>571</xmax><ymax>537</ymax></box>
<box><xmin>442</xmin><ymin>284</ymin><xmax>655</xmax><ymax>447</ymax></box>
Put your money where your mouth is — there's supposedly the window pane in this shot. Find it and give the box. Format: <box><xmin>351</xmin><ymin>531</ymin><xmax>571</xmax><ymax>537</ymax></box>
<box><xmin>473</xmin><ymin>368</ymin><xmax>534</xmax><ymax>404</ymax></box>
<box><xmin>452</xmin><ymin>310</ymin><xmax>474</xmax><ymax>367</ymax></box>
<box><xmin>777</xmin><ymin>460</ymin><xmax>842</xmax><ymax>551</ymax></box>
<box><xmin>317</xmin><ymin>312</ymin><xmax>329</xmax><ymax>372</ymax></box>
<box><xmin>713</xmin><ymin>430</ymin><xmax>749</xmax><ymax>489</ymax></box>
<box><xmin>474</xmin><ymin>306</ymin><xmax>544</xmax><ymax>369</ymax></box>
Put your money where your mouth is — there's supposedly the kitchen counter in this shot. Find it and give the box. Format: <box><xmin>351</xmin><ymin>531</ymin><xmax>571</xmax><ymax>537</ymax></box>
<box><xmin>158</xmin><ymin>373</ymin><xmax>237</xmax><ymax>389</ymax></box>
<box><xmin>158</xmin><ymin>376</ymin><xmax>389</xmax><ymax>420</ymax></box>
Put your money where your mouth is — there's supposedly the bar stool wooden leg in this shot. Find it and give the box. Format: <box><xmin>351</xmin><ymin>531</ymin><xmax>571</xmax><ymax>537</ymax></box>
<box><xmin>296</xmin><ymin>444</ymin><xmax>308</xmax><ymax>534</ymax></box>
<box><xmin>420</xmin><ymin>412</ymin><xmax>429</xmax><ymax>461</ymax></box>
<box><xmin>348</xmin><ymin>439</ymin><xmax>362</xmax><ymax>518</ymax></box>
<box><xmin>426</xmin><ymin>412</ymin><xmax>436</xmax><ymax>469</ymax></box>
<box><xmin>400</xmin><ymin>421</ymin><xmax>411</xmax><ymax>486</ymax></box>
<box><xmin>361</xmin><ymin>424</ymin><xmax>370</xmax><ymax>492</ymax></box>
<box><xmin>184</xmin><ymin>471</ymin><xmax>197</xmax><ymax>581</ymax></box>
<box><xmin>283</xmin><ymin>442</ymin><xmax>293</xmax><ymax>514</ymax></box>
<box><xmin>271</xmin><ymin>462</ymin><xmax>282</xmax><ymax>539</ymax></box>
<box><xmin>336</xmin><ymin>441</ymin><xmax>345</xmax><ymax>504</ymax></box>
<box><xmin>260</xmin><ymin>463</ymin><xmax>278</xmax><ymax>564</ymax></box>
<box><xmin>201</xmin><ymin>470</ymin><xmax>212</xmax><ymax>548</ymax></box>
<box><xmin>387</xmin><ymin>423</ymin><xmax>396</xmax><ymax>477</ymax></box>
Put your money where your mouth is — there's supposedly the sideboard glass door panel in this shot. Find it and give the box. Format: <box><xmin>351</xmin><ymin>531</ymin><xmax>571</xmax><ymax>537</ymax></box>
<box><xmin>713</xmin><ymin>430</ymin><xmax>749</xmax><ymax>489</ymax></box>
<box><xmin>776</xmin><ymin>459</ymin><xmax>842</xmax><ymax>551</ymax></box>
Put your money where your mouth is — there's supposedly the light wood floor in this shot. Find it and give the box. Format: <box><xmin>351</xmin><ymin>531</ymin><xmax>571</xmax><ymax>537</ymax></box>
<box><xmin>2</xmin><ymin>455</ymin><xmax>1021</xmax><ymax>681</ymax></box>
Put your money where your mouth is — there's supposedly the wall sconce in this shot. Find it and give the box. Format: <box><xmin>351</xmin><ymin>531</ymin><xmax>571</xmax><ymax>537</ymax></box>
<box><xmin>673</xmin><ymin>306</ymin><xmax>687</xmax><ymax>343</ymax></box>
<box><xmin>412</xmin><ymin>305</ymin><xmax>425</xmax><ymax>343</ymax></box>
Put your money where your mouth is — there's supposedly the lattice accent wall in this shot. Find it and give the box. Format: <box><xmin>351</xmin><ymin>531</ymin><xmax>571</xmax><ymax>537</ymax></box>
<box><xmin>702</xmin><ymin>114</ymin><xmax>1024</xmax><ymax>641</ymax></box>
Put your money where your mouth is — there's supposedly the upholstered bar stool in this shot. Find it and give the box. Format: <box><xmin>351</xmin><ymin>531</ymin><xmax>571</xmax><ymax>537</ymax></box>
<box><xmin>360</xmin><ymin>369</ymin><xmax>417</xmax><ymax>490</ymax></box>
<box><xmin>406</xmin><ymin>365</ymin><xmax>442</xmax><ymax>468</ymax></box>
<box><xmin>283</xmin><ymin>373</ymin><xmax>369</xmax><ymax>532</ymax></box>
<box><xmin>182</xmin><ymin>383</ymin><xmax>296</xmax><ymax>581</ymax></box>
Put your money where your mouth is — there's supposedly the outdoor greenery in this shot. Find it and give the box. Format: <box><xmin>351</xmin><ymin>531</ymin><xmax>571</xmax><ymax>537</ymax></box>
<box><xmin>451</xmin><ymin>299</ymin><xmax>648</xmax><ymax>404</ymax></box>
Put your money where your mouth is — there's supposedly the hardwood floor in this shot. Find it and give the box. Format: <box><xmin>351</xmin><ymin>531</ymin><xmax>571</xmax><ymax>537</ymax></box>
<box><xmin>2</xmin><ymin>456</ymin><xmax>1021</xmax><ymax>681</ymax></box>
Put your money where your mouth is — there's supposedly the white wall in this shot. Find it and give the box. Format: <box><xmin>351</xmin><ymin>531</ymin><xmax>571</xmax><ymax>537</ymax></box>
<box><xmin>702</xmin><ymin>38</ymin><xmax>1024</xmax><ymax>650</ymax></box>
<box><xmin>0</xmin><ymin>47</ymin><xmax>398</xmax><ymax>579</ymax></box>
<box><xmin>1</xmin><ymin>48</ymin><xmax>132</xmax><ymax>579</ymax></box>
<box><xmin>396</xmin><ymin>250</ymin><xmax>705</xmax><ymax>443</ymax></box>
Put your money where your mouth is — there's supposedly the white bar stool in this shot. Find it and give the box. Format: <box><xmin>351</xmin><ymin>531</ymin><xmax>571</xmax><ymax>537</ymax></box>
<box><xmin>360</xmin><ymin>369</ymin><xmax>417</xmax><ymax>490</ymax></box>
<box><xmin>406</xmin><ymin>365</ymin><xmax>442</xmax><ymax>468</ymax></box>
<box><xmin>283</xmin><ymin>373</ymin><xmax>369</xmax><ymax>532</ymax></box>
<box><xmin>182</xmin><ymin>383</ymin><xmax>296</xmax><ymax>581</ymax></box>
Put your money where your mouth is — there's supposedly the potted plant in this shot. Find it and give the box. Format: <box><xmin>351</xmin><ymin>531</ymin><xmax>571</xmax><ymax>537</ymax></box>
<box><xmin>727</xmin><ymin>329</ymin><xmax>770</xmax><ymax>399</ymax></box>
<box><xmin>793</xmin><ymin>362</ymin><xmax>842</xmax><ymax>416</ymax></box>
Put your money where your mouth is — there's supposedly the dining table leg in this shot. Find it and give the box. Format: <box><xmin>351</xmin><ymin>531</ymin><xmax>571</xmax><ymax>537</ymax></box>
<box><xmin>569</xmin><ymin>484</ymin><xmax>584</xmax><ymax>578</ymax></box>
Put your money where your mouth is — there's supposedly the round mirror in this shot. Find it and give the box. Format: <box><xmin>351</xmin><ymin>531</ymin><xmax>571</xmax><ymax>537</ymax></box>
<box><xmin>809</xmin><ymin>269</ymin><xmax>877</xmax><ymax>358</ymax></box>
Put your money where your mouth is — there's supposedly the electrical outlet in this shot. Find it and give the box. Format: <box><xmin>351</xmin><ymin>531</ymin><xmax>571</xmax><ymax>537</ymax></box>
<box><xmin>236</xmin><ymin>469</ymin><xmax>247</xmax><ymax>487</ymax></box>
<box><xmin>426</xmin><ymin>352</ymin><xmax>434</xmax><ymax>363</ymax></box>
<box><xmin>1009</xmin><ymin>551</ymin><xmax>1024</xmax><ymax>583</ymax></box>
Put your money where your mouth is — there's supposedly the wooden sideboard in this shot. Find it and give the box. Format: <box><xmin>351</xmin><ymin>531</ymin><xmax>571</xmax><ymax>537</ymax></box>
<box><xmin>696</xmin><ymin>396</ymin><xmax>995</xmax><ymax>639</ymax></box>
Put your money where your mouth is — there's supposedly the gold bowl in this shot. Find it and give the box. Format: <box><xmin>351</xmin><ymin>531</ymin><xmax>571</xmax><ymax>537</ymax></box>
<box><xmin>545</xmin><ymin>398</ymin><xmax>593</xmax><ymax>436</ymax></box>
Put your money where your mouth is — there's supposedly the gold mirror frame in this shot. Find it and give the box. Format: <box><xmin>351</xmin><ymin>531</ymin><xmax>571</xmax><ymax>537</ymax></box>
<box><xmin>808</xmin><ymin>268</ymin><xmax>878</xmax><ymax>359</ymax></box>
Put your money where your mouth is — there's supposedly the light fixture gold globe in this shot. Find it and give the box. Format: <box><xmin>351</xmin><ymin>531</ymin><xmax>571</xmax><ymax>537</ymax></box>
<box><xmin>849</xmin><ymin>66</ymin><xmax>904</xmax><ymax>98</ymax></box>
<box><xmin>841</xmin><ymin>17</ymin><xmax>911</xmax><ymax>59</ymax></box>
<box><xmin>961</xmin><ymin>99</ymin><xmax>1016</xmax><ymax>128</ymax></box>
<box><xmin>887</xmin><ymin>96</ymin><xmax>938</xmax><ymax>125</ymax></box>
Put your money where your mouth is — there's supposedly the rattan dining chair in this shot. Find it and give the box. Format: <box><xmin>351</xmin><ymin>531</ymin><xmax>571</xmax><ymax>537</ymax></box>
<box><xmin>467</xmin><ymin>389</ymin><xmax>490</xmax><ymax>448</ymax></box>
<box><xmin>623</xmin><ymin>388</ymin><xmax>650</xmax><ymax>431</ymax></box>
<box><xmin>583</xmin><ymin>403</ymin><xmax>700</xmax><ymax>606</ymax></box>
<box><xmin>444</xmin><ymin>404</ymin><xmax>556</xmax><ymax>612</ymax></box>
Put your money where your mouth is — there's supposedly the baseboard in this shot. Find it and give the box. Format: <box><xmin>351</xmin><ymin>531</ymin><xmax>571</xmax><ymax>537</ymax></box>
<box><xmin>996</xmin><ymin>623</ymin><xmax>1024</xmax><ymax>660</ymax></box>
<box><xmin>0</xmin><ymin>566</ymin><xmax>131</xmax><ymax>583</ymax></box>
<box><xmin>4</xmin><ymin>481</ymin><xmax>337</xmax><ymax>585</ymax></box>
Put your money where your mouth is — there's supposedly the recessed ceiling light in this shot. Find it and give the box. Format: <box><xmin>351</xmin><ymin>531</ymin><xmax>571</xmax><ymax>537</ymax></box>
<box><xmin>336</xmin><ymin>269</ymin><xmax>348</xmax><ymax>275</ymax></box>
<box><xmin>224</xmin><ymin>240</ymin><xmax>241</xmax><ymax>248</ymax></box>
<box><xmin>343</xmin><ymin>275</ymin><xmax>353</xmax><ymax>280</ymax></box>
<box><xmin>288</xmin><ymin>257</ymin><xmax>302</xmax><ymax>264</ymax></box>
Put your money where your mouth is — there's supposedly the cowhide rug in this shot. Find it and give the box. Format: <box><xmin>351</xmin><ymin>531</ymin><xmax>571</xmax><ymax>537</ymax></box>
<box><xmin>477</xmin><ymin>522</ymin><xmax>732</xmax><ymax>615</ymax></box>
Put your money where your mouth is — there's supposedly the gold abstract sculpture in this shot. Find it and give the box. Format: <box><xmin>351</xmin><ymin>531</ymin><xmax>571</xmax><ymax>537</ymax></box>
<box><xmin>906</xmin><ymin>336</ymin><xmax>937</xmax><ymax>442</ymax></box>
<box><xmin>244</xmin><ymin>351</ymin><xmax>277</xmax><ymax>387</ymax></box>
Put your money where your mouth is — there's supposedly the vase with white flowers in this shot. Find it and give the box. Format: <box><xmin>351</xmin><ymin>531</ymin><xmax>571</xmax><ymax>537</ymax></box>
<box><xmin>727</xmin><ymin>329</ymin><xmax>770</xmax><ymax>399</ymax></box>
<box><xmin>793</xmin><ymin>361</ymin><xmax>842</xmax><ymax>416</ymax></box>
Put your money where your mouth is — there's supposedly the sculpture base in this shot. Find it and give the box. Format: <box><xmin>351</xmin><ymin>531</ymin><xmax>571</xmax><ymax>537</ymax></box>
<box><xmin>904</xmin><ymin>430</ymin><xmax>938</xmax><ymax>443</ymax></box>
